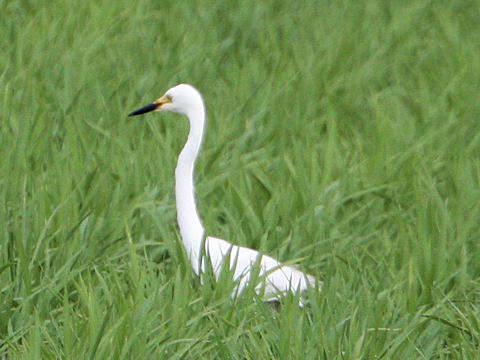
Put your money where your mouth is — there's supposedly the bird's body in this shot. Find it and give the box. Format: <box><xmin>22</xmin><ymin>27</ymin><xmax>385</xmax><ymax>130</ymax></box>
<box><xmin>129</xmin><ymin>84</ymin><xmax>320</xmax><ymax>304</ymax></box>
<box><xmin>203</xmin><ymin>236</ymin><xmax>317</xmax><ymax>300</ymax></box>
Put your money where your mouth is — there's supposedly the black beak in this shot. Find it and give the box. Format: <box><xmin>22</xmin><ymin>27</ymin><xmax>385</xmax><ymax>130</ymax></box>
<box><xmin>128</xmin><ymin>103</ymin><xmax>158</xmax><ymax>117</ymax></box>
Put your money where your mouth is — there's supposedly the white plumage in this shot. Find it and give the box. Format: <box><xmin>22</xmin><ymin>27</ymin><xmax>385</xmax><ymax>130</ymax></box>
<box><xmin>129</xmin><ymin>84</ymin><xmax>320</xmax><ymax>304</ymax></box>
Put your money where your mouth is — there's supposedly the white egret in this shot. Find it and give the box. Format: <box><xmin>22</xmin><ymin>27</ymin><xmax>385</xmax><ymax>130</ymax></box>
<box><xmin>129</xmin><ymin>84</ymin><xmax>320</xmax><ymax>305</ymax></box>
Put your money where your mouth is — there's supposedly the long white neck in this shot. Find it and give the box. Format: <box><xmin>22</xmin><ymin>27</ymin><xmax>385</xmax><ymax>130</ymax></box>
<box><xmin>175</xmin><ymin>104</ymin><xmax>206</xmax><ymax>274</ymax></box>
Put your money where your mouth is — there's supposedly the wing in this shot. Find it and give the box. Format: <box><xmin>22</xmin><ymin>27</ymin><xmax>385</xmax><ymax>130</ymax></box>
<box><xmin>205</xmin><ymin>236</ymin><xmax>320</xmax><ymax>301</ymax></box>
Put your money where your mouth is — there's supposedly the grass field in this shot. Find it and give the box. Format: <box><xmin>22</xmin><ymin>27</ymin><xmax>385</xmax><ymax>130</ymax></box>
<box><xmin>1</xmin><ymin>0</ymin><xmax>480</xmax><ymax>358</ymax></box>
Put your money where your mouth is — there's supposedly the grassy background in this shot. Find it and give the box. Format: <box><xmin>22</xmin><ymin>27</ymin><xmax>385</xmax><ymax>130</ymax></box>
<box><xmin>1</xmin><ymin>0</ymin><xmax>480</xmax><ymax>358</ymax></box>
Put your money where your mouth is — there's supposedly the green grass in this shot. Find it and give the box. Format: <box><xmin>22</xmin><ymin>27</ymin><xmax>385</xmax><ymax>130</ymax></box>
<box><xmin>1</xmin><ymin>0</ymin><xmax>480</xmax><ymax>358</ymax></box>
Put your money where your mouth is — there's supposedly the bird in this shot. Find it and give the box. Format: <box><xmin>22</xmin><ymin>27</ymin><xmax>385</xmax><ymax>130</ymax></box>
<box><xmin>128</xmin><ymin>84</ymin><xmax>321</xmax><ymax>305</ymax></box>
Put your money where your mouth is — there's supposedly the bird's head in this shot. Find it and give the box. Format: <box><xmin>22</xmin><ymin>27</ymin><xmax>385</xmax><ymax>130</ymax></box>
<box><xmin>128</xmin><ymin>83</ymin><xmax>204</xmax><ymax>117</ymax></box>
